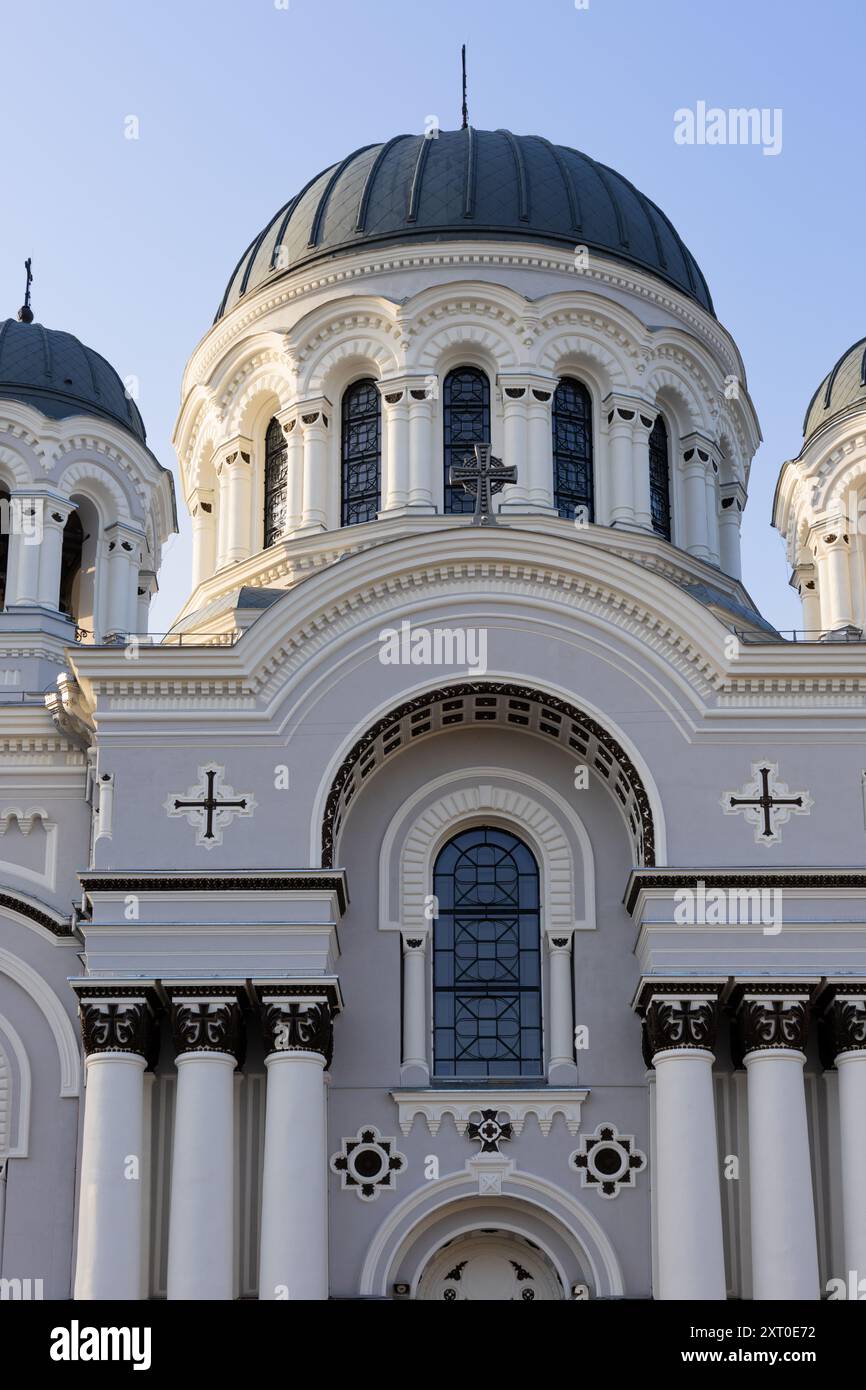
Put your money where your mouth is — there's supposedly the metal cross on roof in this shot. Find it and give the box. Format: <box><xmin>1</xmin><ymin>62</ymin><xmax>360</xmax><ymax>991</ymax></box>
<box><xmin>18</xmin><ymin>257</ymin><xmax>33</xmax><ymax>323</ymax></box>
<box><xmin>449</xmin><ymin>442</ymin><xmax>516</xmax><ymax>526</ymax></box>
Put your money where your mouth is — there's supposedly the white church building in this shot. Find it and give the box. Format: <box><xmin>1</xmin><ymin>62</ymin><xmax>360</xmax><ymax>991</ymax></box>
<box><xmin>1</xmin><ymin>125</ymin><xmax>865</xmax><ymax>1302</ymax></box>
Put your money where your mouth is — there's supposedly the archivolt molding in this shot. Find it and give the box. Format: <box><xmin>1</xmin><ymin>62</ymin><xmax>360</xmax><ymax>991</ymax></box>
<box><xmin>250</xmin><ymin>560</ymin><xmax>720</xmax><ymax>706</ymax></box>
<box><xmin>302</xmin><ymin>334</ymin><xmax>400</xmax><ymax>397</ymax></box>
<box><xmin>0</xmin><ymin>948</ymin><xmax>80</xmax><ymax>1097</ymax></box>
<box><xmin>54</xmin><ymin>458</ymin><xmax>136</xmax><ymax>525</ymax></box>
<box><xmin>645</xmin><ymin>360</ymin><xmax>713</xmax><ymax>432</ymax></box>
<box><xmin>378</xmin><ymin>769</ymin><xmax>596</xmax><ymax>937</ymax></box>
<box><xmin>536</xmin><ymin>330</ymin><xmax>632</xmax><ymax>390</ymax></box>
<box><xmin>0</xmin><ymin>1014</ymin><xmax>31</xmax><ymax>1158</ymax></box>
<box><xmin>358</xmin><ymin>1164</ymin><xmax>626</xmax><ymax>1298</ymax></box>
<box><xmin>413</xmin><ymin>318</ymin><xmax>520</xmax><ymax>373</ymax></box>
<box><xmin>0</xmin><ymin>441</ymin><xmax>35</xmax><ymax>488</ymax></box>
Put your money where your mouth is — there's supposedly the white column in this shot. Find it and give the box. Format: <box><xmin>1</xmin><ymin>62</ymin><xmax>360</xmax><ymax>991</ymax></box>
<box><xmin>525</xmin><ymin>383</ymin><xmax>556</xmax><ymax>512</ymax></box>
<box><xmin>631</xmin><ymin>412</ymin><xmax>654</xmax><ymax>531</ymax></box>
<box><xmin>824</xmin><ymin>989</ymin><xmax>866</xmax><ymax>1280</ymax></box>
<box><xmin>816</xmin><ymin>530</ymin><xmax>854</xmax><ymax>630</ymax></box>
<box><xmin>401</xmin><ymin>934</ymin><xmax>429</xmax><ymax>1085</ymax></box>
<box><xmin>547</xmin><ymin>935</ymin><xmax>577</xmax><ymax>1084</ymax></box>
<box><xmin>37</xmin><ymin>501</ymin><xmax>73</xmax><ymax>608</ymax></box>
<box><xmin>737</xmin><ymin>990</ymin><xmax>819</xmax><ymax>1300</ymax></box>
<box><xmin>641</xmin><ymin>991</ymin><xmax>726</xmax><ymax>1300</ymax></box>
<box><xmin>72</xmin><ymin>992</ymin><xmax>155</xmax><ymax>1301</ymax></box>
<box><xmin>407</xmin><ymin>385</ymin><xmax>435</xmax><ymax>512</ymax></box>
<box><xmin>498</xmin><ymin>382</ymin><xmax>530</xmax><ymax>512</ymax></box>
<box><xmin>299</xmin><ymin>404</ymin><xmax>331</xmax><ymax>531</ymax></box>
<box><xmin>190</xmin><ymin>487</ymin><xmax>215</xmax><ymax>589</ymax></box>
<box><xmin>682</xmin><ymin>441</ymin><xmax>711</xmax><ymax>559</ymax></box>
<box><xmin>136</xmin><ymin>570</ymin><xmax>156</xmax><ymax>635</ymax></box>
<box><xmin>705</xmin><ymin>464</ymin><xmax>721</xmax><ymax>565</ymax></box>
<box><xmin>219</xmin><ymin>443</ymin><xmax>254</xmax><ymax>564</ymax></box>
<box><xmin>799</xmin><ymin>574</ymin><xmax>822</xmax><ymax>634</ymax></box>
<box><xmin>165</xmin><ymin>993</ymin><xmax>242</xmax><ymax>1300</ymax></box>
<box><xmin>719</xmin><ymin>485</ymin><xmax>745</xmax><ymax>580</ymax></box>
<box><xmin>6</xmin><ymin>494</ymin><xmax>43</xmax><ymax>606</ymax></box>
<box><xmin>257</xmin><ymin>992</ymin><xmax>334</xmax><ymax>1301</ymax></box>
<box><xmin>105</xmin><ymin>524</ymin><xmax>142</xmax><ymax>636</ymax></box>
<box><xmin>282</xmin><ymin>415</ymin><xmax>303</xmax><ymax>532</ymax></box>
<box><xmin>379</xmin><ymin>384</ymin><xmax>410</xmax><ymax>513</ymax></box>
<box><xmin>606</xmin><ymin>406</ymin><xmax>635</xmax><ymax>527</ymax></box>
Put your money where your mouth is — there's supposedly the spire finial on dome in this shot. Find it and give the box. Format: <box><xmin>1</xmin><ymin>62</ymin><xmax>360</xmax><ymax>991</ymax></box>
<box><xmin>17</xmin><ymin>258</ymin><xmax>34</xmax><ymax>323</ymax></box>
<box><xmin>461</xmin><ymin>44</ymin><xmax>469</xmax><ymax>130</ymax></box>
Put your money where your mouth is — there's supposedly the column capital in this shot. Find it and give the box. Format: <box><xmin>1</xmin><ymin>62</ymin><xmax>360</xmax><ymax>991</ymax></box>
<box><xmin>255</xmin><ymin>980</ymin><xmax>342</xmax><ymax>1065</ymax></box>
<box><xmin>633</xmin><ymin>980</ymin><xmax>725</xmax><ymax>1065</ymax></box>
<box><xmin>728</xmin><ymin>980</ymin><xmax>819</xmax><ymax>1066</ymax></box>
<box><xmin>497</xmin><ymin>371</ymin><xmax>559</xmax><ymax>400</ymax></box>
<box><xmin>808</xmin><ymin>514</ymin><xmax>850</xmax><ymax>551</ymax></box>
<box><xmin>72</xmin><ymin>983</ymin><xmax>159</xmax><ymax>1065</ymax></box>
<box><xmin>105</xmin><ymin>519</ymin><xmax>146</xmax><ymax>550</ymax></box>
<box><xmin>377</xmin><ymin>375</ymin><xmax>424</xmax><ymax>405</ymax></box>
<box><xmin>164</xmin><ymin>984</ymin><xmax>246</xmax><ymax>1064</ymax></box>
<box><xmin>603</xmin><ymin>392</ymin><xmax>657</xmax><ymax>432</ymax></box>
<box><xmin>296</xmin><ymin>396</ymin><xmax>333</xmax><ymax>431</ymax></box>
<box><xmin>720</xmin><ymin>479</ymin><xmax>747</xmax><ymax>513</ymax></box>
<box><xmin>400</xmin><ymin>932</ymin><xmax>428</xmax><ymax>954</ymax></box>
<box><xmin>817</xmin><ymin>980</ymin><xmax>866</xmax><ymax>1067</ymax></box>
<box><xmin>680</xmin><ymin>432</ymin><xmax>720</xmax><ymax>472</ymax></box>
<box><xmin>215</xmin><ymin>434</ymin><xmax>254</xmax><ymax>472</ymax></box>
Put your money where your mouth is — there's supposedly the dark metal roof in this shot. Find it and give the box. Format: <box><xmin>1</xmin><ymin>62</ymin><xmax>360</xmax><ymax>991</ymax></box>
<box><xmin>802</xmin><ymin>335</ymin><xmax>866</xmax><ymax>443</ymax></box>
<box><xmin>216</xmin><ymin>128</ymin><xmax>713</xmax><ymax>321</ymax></box>
<box><xmin>0</xmin><ymin>317</ymin><xmax>146</xmax><ymax>442</ymax></box>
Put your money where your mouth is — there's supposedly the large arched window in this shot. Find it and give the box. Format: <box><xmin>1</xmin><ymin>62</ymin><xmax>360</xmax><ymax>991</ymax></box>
<box><xmin>443</xmin><ymin>367</ymin><xmax>490</xmax><ymax>514</ymax></box>
<box><xmin>341</xmin><ymin>378</ymin><xmax>381</xmax><ymax>526</ymax></box>
<box><xmin>552</xmin><ymin>377</ymin><xmax>594</xmax><ymax>520</ymax></box>
<box><xmin>263</xmin><ymin>416</ymin><xmax>288</xmax><ymax>548</ymax></box>
<box><xmin>432</xmin><ymin>826</ymin><xmax>542</xmax><ymax>1079</ymax></box>
<box><xmin>649</xmin><ymin>414</ymin><xmax>671</xmax><ymax>540</ymax></box>
<box><xmin>59</xmin><ymin>511</ymin><xmax>84</xmax><ymax>620</ymax></box>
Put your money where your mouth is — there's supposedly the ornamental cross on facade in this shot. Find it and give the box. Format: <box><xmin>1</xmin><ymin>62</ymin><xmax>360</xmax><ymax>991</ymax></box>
<box><xmin>449</xmin><ymin>443</ymin><xmax>517</xmax><ymax>526</ymax></box>
<box><xmin>164</xmin><ymin>763</ymin><xmax>257</xmax><ymax>848</ymax></box>
<box><xmin>721</xmin><ymin>762</ymin><xmax>813</xmax><ymax>845</ymax></box>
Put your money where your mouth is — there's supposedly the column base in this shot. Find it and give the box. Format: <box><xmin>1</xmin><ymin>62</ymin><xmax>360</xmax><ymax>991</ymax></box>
<box><xmin>548</xmin><ymin>1060</ymin><xmax>579</xmax><ymax>1086</ymax></box>
<box><xmin>400</xmin><ymin>1061</ymin><xmax>430</xmax><ymax>1086</ymax></box>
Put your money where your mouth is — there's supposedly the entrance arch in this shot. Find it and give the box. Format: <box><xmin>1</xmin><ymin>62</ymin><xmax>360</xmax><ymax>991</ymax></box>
<box><xmin>416</xmin><ymin>1230</ymin><xmax>565</xmax><ymax>1301</ymax></box>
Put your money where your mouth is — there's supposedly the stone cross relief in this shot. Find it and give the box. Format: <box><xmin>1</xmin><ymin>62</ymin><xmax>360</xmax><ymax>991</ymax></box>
<box><xmin>164</xmin><ymin>763</ymin><xmax>257</xmax><ymax>848</ymax></box>
<box><xmin>721</xmin><ymin>761</ymin><xmax>813</xmax><ymax>845</ymax></box>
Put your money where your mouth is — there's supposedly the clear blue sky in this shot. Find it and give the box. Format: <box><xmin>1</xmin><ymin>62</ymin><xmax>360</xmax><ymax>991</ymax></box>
<box><xmin>2</xmin><ymin>0</ymin><xmax>864</xmax><ymax>632</ymax></box>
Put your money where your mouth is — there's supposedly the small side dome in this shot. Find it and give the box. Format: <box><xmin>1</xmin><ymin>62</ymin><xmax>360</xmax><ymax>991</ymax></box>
<box><xmin>0</xmin><ymin>317</ymin><xmax>146</xmax><ymax>442</ymax></box>
<box><xmin>802</xmin><ymin>335</ymin><xmax>866</xmax><ymax>443</ymax></box>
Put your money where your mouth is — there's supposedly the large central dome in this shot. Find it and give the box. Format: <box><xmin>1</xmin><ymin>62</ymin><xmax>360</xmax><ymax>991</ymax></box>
<box><xmin>216</xmin><ymin>128</ymin><xmax>713</xmax><ymax>321</ymax></box>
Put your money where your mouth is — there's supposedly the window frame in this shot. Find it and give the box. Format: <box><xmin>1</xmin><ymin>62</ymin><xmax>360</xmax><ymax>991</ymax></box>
<box><xmin>340</xmin><ymin>377</ymin><xmax>382</xmax><ymax>527</ymax></box>
<box><xmin>552</xmin><ymin>376</ymin><xmax>594</xmax><ymax>521</ymax></box>
<box><xmin>442</xmin><ymin>366</ymin><xmax>491</xmax><ymax>515</ymax></box>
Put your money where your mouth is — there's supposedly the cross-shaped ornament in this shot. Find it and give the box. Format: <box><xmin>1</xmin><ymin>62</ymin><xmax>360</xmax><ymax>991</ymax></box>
<box><xmin>164</xmin><ymin>763</ymin><xmax>257</xmax><ymax>848</ymax></box>
<box><xmin>449</xmin><ymin>442</ymin><xmax>516</xmax><ymax>526</ymax></box>
<box><xmin>722</xmin><ymin>762</ymin><xmax>813</xmax><ymax>845</ymax></box>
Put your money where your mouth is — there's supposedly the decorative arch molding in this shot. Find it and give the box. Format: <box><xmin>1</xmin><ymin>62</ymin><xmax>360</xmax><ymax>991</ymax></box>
<box><xmin>0</xmin><ymin>948</ymin><xmax>80</xmax><ymax>1097</ymax></box>
<box><xmin>645</xmin><ymin>364</ymin><xmax>708</xmax><ymax>433</ymax></box>
<box><xmin>379</xmin><ymin>769</ymin><xmax>596</xmax><ymax>937</ymax></box>
<box><xmin>322</xmin><ymin>681</ymin><xmax>657</xmax><ymax>869</ymax></box>
<box><xmin>225</xmin><ymin>366</ymin><xmax>294</xmax><ymax>439</ymax></box>
<box><xmin>303</xmin><ymin>335</ymin><xmax>399</xmax><ymax>398</ymax></box>
<box><xmin>0</xmin><ymin>442</ymin><xmax>35</xmax><ymax>488</ymax></box>
<box><xmin>359</xmin><ymin>1165</ymin><xmax>626</xmax><ymax>1298</ymax></box>
<box><xmin>0</xmin><ymin>1013</ymin><xmax>32</xmax><ymax>1158</ymax></box>
<box><xmin>414</xmin><ymin>320</ymin><xmax>519</xmax><ymax>374</ymax></box>
<box><xmin>55</xmin><ymin>458</ymin><xmax>135</xmax><ymax>525</ymax></box>
<box><xmin>536</xmin><ymin>331</ymin><xmax>631</xmax><ymax>392</ymax></box>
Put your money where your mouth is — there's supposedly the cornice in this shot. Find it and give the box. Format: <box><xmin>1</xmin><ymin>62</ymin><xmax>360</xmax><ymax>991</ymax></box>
<box><xmin>0</xmin><ymin>888</ymin><xmax>73</xmax><ymax>937</ymax></box>
<box><xmin>624</xmin><ymin>867</ymin><xmax>866</xmax><ymax>917</ymax></box>
<box><xmin>80</xmin><ymin>869</ymin><xmax>349</xmax><ymax>915</ymax></box>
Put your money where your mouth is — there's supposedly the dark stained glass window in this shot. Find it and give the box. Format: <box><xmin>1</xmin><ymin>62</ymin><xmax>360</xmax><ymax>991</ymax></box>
<box><xmin>341</xmin><ymin>378</ymin><xmax>381</xmax><ymax>526</ymax></box>
<box><xmin>433</xmin><ymin>826</ymin><xmax>542</xmax><ymax>1079</ymax></box>
<box><xmin>443</xmin><ymin>367</ymin><xmax>490</xmax><ymax>514</ymax></box>
<box><xmin>553</xmin><ymin>377</ymin><xmax>594</xmax><ymax>520</ymax></box>
<box><xmin>263</xmin><ymin>416</ymin><xmax>288</xmax><ymax>548</ymax></box>
<box><xmin>0</xmin><ymin>489</ymin><xmax>9</xmax><ymax>610</ymax></box>
<box><xmin>649</xmin><ymin>414</ymin><xmax>671</xmax><ymax>541</ymax></box>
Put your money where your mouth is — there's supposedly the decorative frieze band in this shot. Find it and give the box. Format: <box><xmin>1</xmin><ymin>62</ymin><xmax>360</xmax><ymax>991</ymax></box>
<box><xmin>391</xmin><ymin>1089</ymin><xmax>589</xmax><ymax>1137</ymax></box>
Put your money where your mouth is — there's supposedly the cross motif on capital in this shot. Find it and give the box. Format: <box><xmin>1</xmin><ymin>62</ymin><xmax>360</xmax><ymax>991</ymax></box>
<box><xmin>721</xmin><ymin>762</ymin><xmax>812</xmax><ymax>845</ymax></box>
<box><xmin>449</xmin><ymin>442</ymin><xmax>517</xmax><ymax>526</ymax></box>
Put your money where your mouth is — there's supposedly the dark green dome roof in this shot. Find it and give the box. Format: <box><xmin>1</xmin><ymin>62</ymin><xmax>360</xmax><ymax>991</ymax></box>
<box><xmin>803</xmin><ymin>335</ymin><xmax>866</xmax><ymax>442</ymax></box>
<box><xmin>216</xmin><ymin>127</ymin><xmax>714</xmax><ymax>321</ymax></box>
<box><xmin>0</xmin><ymin>317</ymin><xmax>146</xmax><ymax>442</ymax></box>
